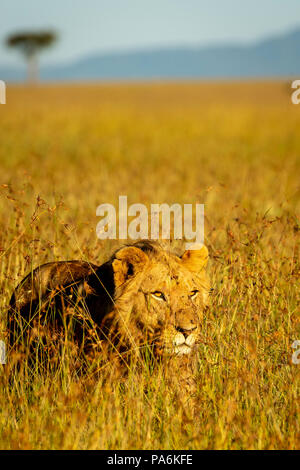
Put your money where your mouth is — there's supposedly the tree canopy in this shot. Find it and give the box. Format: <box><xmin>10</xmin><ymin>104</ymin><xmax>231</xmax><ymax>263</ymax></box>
<box><xmin>6</xmin><ymin>31</ymin><xmax>57</xmax><ymax>57</ymax></box>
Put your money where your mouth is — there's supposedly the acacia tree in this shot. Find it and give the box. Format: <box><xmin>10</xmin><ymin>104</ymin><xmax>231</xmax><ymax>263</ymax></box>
<box><xmin>6</xmin><ymin>31</ymin><xmax>57</xmax><ymax>84</ymax></box>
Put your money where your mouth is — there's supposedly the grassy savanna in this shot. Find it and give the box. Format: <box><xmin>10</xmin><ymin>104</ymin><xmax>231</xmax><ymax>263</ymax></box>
<box><xmin>0</xmin><ymin>81</ymin><xmax>299</xmax><ymax>449</ymax></box>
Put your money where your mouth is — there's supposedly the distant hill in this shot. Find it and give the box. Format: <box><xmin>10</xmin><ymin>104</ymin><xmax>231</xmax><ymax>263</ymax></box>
<box><xmin>1</xmin><ymin>27</ymin><xmax>300</xmax><ymax>82</ymax></box>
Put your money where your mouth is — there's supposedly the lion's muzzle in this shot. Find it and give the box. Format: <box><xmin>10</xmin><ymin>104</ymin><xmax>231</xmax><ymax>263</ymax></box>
<box><xmin>173</xmin><ymin>310</ymin><xmax>199</xmax><ymax>355</ymax></box>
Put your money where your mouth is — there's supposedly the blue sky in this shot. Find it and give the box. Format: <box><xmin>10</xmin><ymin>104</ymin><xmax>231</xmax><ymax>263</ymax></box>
<box><xmin>1</xmin><ymin>0</ymin><xmax>300</xmax><ymax>65</ymax></box>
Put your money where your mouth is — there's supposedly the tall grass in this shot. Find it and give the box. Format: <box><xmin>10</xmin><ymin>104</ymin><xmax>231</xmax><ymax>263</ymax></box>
<box><xmin>0</xmin><ymin>81</ymin><xmax>299</xmax><ymax>449</ymax></box>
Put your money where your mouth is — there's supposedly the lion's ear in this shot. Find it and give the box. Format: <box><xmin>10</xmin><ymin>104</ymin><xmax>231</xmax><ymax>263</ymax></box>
<box><xmin>112</xmin><ymin>246</ymin><xmax>149</xmax><ymax>288</ymax></box>
<box><xmin>181</xmin><ymin>245</ymin><xmax>209</xmax><ymax>273</ymax></box>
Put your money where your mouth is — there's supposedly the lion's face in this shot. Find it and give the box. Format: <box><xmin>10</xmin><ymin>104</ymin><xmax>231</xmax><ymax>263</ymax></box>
<box><xmin>111</xmin><ymin>242</ymin><xmax>210</xmax><ymax>357</ymax></box>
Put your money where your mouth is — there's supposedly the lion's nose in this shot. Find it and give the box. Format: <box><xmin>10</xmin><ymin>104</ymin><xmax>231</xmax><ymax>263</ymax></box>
<box><xmin>175</xmin><ymin>325</ymin><xmax>197</xmax><ymax>338</ymax></box>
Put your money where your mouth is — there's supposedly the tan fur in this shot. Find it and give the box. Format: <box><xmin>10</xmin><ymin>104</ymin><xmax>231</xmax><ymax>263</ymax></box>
<box><xmin>107</xmin><ymin>241</ymin><xmax>210</xmax><ymax>357</ymax></box>
<box><xmin>8</xmin><ymin>241</ymin><xmax>210</xmax><ymax>362</ymax></box>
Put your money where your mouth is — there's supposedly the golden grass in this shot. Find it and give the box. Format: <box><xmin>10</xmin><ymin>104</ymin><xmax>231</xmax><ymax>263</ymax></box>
<box><xmin>0</xmin><ymin>81</ymin><xmax>299</xmax><ymax>449</ymax></box>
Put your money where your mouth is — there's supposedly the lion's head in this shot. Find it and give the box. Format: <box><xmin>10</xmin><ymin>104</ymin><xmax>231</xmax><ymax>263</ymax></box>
<box><xmin>107</xmin><ymin>241</ymin><xmax>210</xmax><ymax>357</ymax></box>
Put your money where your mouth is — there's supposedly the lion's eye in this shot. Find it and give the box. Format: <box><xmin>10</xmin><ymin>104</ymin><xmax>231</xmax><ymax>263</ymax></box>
<box><xmin>190</xmin><ymin>290</ymin><xmax>199</xmax><ymax>300</ymax></box>
<box><xmin>151</xmin><ymin>291</ymin><xmax>166</xmax><ymax>301</ymax></box>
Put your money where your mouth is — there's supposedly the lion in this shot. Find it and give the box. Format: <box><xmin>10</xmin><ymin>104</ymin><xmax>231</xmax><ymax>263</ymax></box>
<box><xmin>7</xmin><ymin>240</ymin><xmax>210</xmax><ymax>367</ymax></box>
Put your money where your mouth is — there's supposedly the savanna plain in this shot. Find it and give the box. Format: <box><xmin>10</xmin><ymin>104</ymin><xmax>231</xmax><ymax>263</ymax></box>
<box><xmin>0</xmin><ymin>81</ymin><xmax>299</xmax><ymax>449</ymax></box>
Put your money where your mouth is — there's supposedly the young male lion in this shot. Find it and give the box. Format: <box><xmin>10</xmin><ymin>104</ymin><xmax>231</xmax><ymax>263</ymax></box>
<box><xmin>8</xmin><ymin>241</ymin><xmax>210</xmax><ymax>370</ymax></box>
